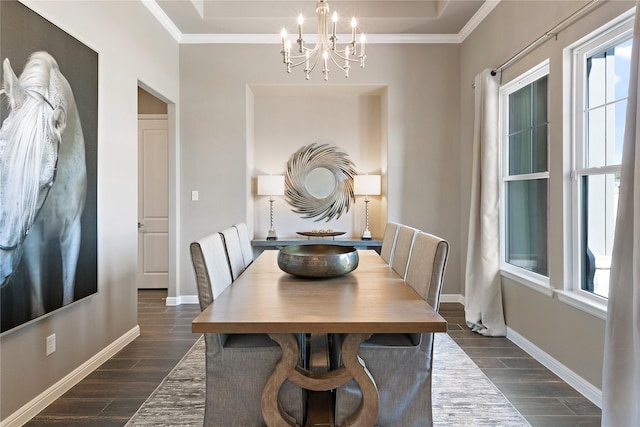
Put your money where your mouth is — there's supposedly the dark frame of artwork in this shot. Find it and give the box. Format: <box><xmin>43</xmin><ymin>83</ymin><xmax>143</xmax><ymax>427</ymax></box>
<box><xmin>0</xmin><ymin>0</ymin><xmax>98</xmax><ymax>333</ymax></box>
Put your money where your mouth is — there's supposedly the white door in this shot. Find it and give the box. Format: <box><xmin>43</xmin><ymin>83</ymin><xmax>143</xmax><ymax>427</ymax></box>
<box><xmin>138</xmin><ymin>115</ymin><xmax>169</xmax><ymax>289</ymax></box>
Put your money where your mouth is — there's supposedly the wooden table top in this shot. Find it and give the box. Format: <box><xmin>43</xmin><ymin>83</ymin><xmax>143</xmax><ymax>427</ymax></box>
<box><xmin>192</xmin><ymin>250</ymin><xmax>447</xmax><ymax>334</ymax></box>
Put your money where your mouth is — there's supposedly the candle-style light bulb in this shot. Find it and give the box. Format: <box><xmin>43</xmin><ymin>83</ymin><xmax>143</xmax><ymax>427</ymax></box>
<box><xmin>305</xmin><ymin>51</ymin><xmax>311</xmax><ymax>80</ymax></box>
<box><xmin>280</xmin><ymin>28</ymin><xmax>287</xmax><ymax>63</ymax></box>
<box><xmin>286</xmin><ymin>40</ymin><xmax>292</xmax><ymax>72</ymax></box>
<box><xmin>351</xmin><ymin>17</ymin><xmax>357</xmax><ymax>43</ymax></box>
<box><xmin>360</xmin><ymin>33</ymin><xmax>366</xmax><ymax>56</ymax></box>
<box><xmin>332</xmin><ymin>12</ymin><xmax>338</xmax><ymax>35</ymax></box>
<box><xmin>322</xmin><ymin>50</ymin><xmax>329</xmax><ymax>81</ymax></box>
<box><xmin>298</xmin><ymin>14</ymin><xmax>304</xmax><ymax>36</ymax></box>
<box><xmin>297</xmin><ymin>14</ymin><xmax>304</xmax><ymax>52</ymax></box>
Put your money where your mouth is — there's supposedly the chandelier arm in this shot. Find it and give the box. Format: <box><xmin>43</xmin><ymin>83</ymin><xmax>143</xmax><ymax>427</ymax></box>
<box><xmin>288</xmin><ymin>58</ymin><xmax>310</xmax><ymax>69</ymax></box>
<box><xmin>328</xmin><ymin>52</ymin><xmax>348</xmax><ymax>71</ymax></box>
<box><xmin>289</xmin><ymin>43</ymin><xmax>321</xmax><ymax>60</ymax></box>
<box><xmin>288</xmin><ymin>50</ymin><xmax>322</xmax><ymax>70</ymax></box>
<box><xmin>309</xmin><ymin>53</ymin><xmax>321</xmax><ymax>72</ymax></box>
<box><xmin>329</xmin><ymin>51</ymin><xmax>363</xmax><ymax>63</ymax></box>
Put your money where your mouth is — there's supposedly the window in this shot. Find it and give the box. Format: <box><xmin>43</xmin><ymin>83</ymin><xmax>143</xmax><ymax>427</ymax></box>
<box><xmin>500</xmin><ymin>62</ymin><xmax>550</xmax><ymax>285</ymax></box>
<box><xmin>571</xmin><ymin>15</ymin><xmax>633</xmax><ymax>300</ymax></box>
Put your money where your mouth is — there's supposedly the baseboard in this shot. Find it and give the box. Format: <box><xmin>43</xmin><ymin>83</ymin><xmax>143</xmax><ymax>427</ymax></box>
<box><xmin>165</xmin><ymin>295</ymin><xmax>199</xmax><ymax>306</ymax></box>
<box><xmin>506</xmin><ymin>326</ymin><xmax>602</xmax><ymax>408</ymax></box>
<box><xmin>1</xmin><ymin>326</ymin><xmax>140</xmax><ymax>427</ymax></box>
<box><xmin>440</xmin><ymin>293</ymin><xmax>465</xmax><ymax>304</ymax></box>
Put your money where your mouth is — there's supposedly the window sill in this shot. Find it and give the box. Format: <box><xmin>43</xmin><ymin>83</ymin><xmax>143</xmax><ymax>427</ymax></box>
<box><xmin>500</xmin><ymin>268</ymin><xmax>608</xmax><ymax>319</ymax></box>
<box><xmin>501</xmin><ymin>269</ymin><xmax>608</xmax><ymax>319</ymax></box>
<box><xmin>500</xmin><ymin>269</ymin><xmax>554</xmax><ymax>297</ymax></box>
<box><xmin>554</xmin><ymin>290</ymin><xmax>607</xmax><ymax>320</ymax></box>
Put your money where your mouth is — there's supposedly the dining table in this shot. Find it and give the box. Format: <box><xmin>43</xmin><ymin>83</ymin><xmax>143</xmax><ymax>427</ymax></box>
<box><xmin>192</xmin><ymin>249</ymin><xmax>447</xmax><ymax>427</ymax></box>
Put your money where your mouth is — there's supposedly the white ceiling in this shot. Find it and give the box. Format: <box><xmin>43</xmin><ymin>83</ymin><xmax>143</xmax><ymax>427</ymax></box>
<box><xmin>148</xmin><ymin>0</ymin><xmax>498</xmax><ymax>43</ymax></box>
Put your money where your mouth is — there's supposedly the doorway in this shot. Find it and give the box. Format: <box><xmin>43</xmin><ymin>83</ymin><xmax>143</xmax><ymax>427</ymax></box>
<box><xmin>137</xmin><ymin>87</ymin><xmax>169</xmax><ymax>289</ymax></box>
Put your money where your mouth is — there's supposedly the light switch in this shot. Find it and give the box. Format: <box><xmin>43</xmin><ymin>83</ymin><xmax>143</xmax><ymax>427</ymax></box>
<box><xmin>191</xmin><ymin>190</ymin><xmax>199</xmax><ymax>201</ymax></box>
<box><xmin>46</xmin><ymin>334</ymin><xmax>56</xmax><ymax>356</ymax></box>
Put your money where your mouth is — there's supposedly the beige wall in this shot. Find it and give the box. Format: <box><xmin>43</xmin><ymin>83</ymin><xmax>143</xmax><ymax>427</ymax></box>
<box><xmin>459</xmin><ymin>0</ymin><xmax>636</xmax><ymax>391</ymax></box>
<box><xmin>0</xmin><ymin>0</ymin><xmax>179</xmax><ymax>419</ymax></box>
<box><xmin>179</xmin><ymin>43</ymin><xmax>462</xmax><ymax>297</ymax></box>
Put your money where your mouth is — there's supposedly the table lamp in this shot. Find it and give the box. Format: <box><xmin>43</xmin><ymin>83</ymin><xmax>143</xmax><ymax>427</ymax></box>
<box><xmin>257</xmin><ymin>175</ymin><xmax>285</xmax><ymax>240</ymax></box>
<box><xmin>354</xmin><ymin>174</ymin><xmax>381</xmax><ymax>240</ymax></box>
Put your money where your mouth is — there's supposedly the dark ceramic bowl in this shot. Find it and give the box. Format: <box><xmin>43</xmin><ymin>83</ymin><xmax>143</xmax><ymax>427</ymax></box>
<box><xmin>277</xmin><ymin>244</ymin><xmax>359</xmax><ymax>278</ymax></box>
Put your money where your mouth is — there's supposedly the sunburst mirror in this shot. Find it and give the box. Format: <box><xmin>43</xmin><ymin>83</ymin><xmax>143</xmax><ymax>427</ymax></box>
<box><xmin>284</xmin><ymin>143</ymin><xmax>356</xmax><ymax>222</ymax></box>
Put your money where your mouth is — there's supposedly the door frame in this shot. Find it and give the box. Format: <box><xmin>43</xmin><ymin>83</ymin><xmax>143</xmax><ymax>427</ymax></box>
<box><xmin>137</xmin><ymin>85</ymin><xmax>179</xmax><ymax>304</ymax></box>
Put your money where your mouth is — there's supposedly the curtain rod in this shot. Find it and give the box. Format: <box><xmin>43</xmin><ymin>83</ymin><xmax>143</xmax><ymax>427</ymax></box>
<box><xmin>491</xmin><ymin>0</ymin><xmax>608</xmax><ymax>76</ymax></box>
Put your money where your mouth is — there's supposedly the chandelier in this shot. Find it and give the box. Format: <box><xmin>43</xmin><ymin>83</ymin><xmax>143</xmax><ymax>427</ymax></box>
<box><xmin>280</xmin><ymin>0</ymin><xmax>366</xmax><ymax>81</ymax></box>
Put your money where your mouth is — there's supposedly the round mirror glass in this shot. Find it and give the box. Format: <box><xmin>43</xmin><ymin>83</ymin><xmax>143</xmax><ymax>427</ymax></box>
<box><xmin>305</xmin><ymin>167</ymin><xmax>336</xmax><ymax>199</ymax></box>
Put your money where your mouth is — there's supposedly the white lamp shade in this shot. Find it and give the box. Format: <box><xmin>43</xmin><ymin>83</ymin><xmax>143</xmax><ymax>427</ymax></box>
<box><xmin>257</xmin><ymin>175</ymin><xmax>285</xmax><ymax>196</ymax></box>
<box><xmin>354</xmin><ymin>174</ymin><xmax>381</xmax><ymax>196</ymax></box>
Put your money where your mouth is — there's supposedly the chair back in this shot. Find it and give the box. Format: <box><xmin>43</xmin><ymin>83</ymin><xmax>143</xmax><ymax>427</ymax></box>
<box><xmin>233</xmin><ymin>222</ymin><xmax>254</xmax><ymax>268</ymax></box>
<box><xmin>405</xmin><ymin>231</ymin><xmax>449</xmax><ymax>311</ymax></box>
<box><xmin>380</xmin><ymin>222</ymin><xmax>400</xmax><ymax>265</ymax></box>
<box><xmin>391</xmin><ymin>225</ymin><xmax>418</xmax><ymax>279</ymax></box>
<box><xmin>190</xmin><ymin>232</ymin><xmax>233</xmax><ymax>311</ymax></box>
<box><xmin>220</xmin><ymin>227</ymin><xmax>246</xmax><ymax>280</ymax></box>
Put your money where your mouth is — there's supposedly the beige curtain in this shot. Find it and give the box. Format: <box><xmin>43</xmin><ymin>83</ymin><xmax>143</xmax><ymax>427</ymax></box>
<box><xmin>601</xmin><ymin>4</ymin><xmax>640</xmax><ymax>425</ymax></box>
<box><xmin>464</xmin><ymin>69</ymin><xmax>507</xmax><ymax>337</ymax></box>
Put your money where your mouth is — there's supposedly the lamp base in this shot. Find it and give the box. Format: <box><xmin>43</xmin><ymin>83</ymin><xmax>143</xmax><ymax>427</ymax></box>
<box><xmin>267</xmin><ymin>229</ymin><xmax>278</xmax><ymax>241</ymax></box>
<box><xmin>361</xmin><ymin>229</ymin><xmax>372</xmax><ymax>240</ymax></box>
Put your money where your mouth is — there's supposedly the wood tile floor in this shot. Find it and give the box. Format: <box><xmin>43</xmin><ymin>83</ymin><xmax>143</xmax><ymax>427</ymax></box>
<box><xmin>26</xmin><ymin>290</ymin><xmax>201</xmax><ymax>427</ymax></box>
<box><xmin>25</xmin><ymin>291</ymin><xmax>601</xmax><ymax>426</ymax></box>
<box><xmin>439</xmin><ymin>303</ymin><xmax>601</xmax><ymax>427</ymax></box>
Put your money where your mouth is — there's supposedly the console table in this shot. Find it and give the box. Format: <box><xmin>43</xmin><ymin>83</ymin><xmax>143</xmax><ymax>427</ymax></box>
<box><xmin>251</xmin><ymin>238</ymin><xmax>382</xmax><ymax>256</ymax></box>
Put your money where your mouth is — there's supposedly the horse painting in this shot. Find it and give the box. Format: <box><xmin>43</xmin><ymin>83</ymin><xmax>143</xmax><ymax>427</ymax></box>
<box><xmin>0</xmin><ymin>51</ymin><xmax>87</xmax><ymax>317</ymax></box>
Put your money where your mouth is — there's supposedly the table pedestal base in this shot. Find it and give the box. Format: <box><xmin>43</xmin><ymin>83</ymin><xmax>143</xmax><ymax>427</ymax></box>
<box><xmin>262</xmin><ymin>333</ymin><xmax>378</xmax><ymax>427</ymax></box>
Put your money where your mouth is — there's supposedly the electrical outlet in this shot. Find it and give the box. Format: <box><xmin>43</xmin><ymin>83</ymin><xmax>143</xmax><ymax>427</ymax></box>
<box><xmin>46</xmin><ymin>334</ymin><xmax>56</xmax><ymax>356</ymax></box>
<box><xmin>191</xmin><ymin>190</ymin><xmax>199</xmax><ymax>201</ymax></box>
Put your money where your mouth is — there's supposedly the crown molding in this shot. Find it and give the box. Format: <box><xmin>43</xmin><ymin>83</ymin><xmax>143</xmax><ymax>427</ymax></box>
<box><xmin>143</xmin><ymin>0</ymin><xmax>501</xmax><ymax>45</ymax></box>
<box><xmin>140</xmin><ymin>0</ymin><xmax>182</xmax><ymax>42</ymax></box>
<box><xmin>363</xmin><ymin>33</ymin><xmax>461</xmax><ymax>44</ymax></box>
<box><xmin>458</xmin><ymin>0</ymin><xmax>501</xmax><ymax>42</ymax></box>
<box><xmin>180</xmin><ymin>33</ymin><xmax>463</xmax><ymax>45</ymax></box>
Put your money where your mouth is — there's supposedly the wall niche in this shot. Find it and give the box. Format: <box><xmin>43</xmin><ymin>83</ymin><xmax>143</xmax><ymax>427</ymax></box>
<box><xmin>249</xmin><ymin>85</ymin><xmax>388</xmax><ymax>240</ymax></box>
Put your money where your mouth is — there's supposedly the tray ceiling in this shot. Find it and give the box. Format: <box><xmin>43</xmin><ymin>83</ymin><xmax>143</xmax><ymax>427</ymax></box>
<box><xmin>151</xmin><ymin>0</ymin><xmax>496</xmax><ymax>42</ymax></box>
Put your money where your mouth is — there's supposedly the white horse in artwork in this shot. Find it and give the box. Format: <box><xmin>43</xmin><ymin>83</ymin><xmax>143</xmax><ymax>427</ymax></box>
<box><xmin>0</xmin><ymin>51</ymin><xmax>87</xmax><ymax>317</ymax></box>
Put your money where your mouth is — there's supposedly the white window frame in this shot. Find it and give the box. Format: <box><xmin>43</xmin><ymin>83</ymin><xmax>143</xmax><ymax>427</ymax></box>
<box><xmin>560</xmin><ymin>9</ymin><xmax>635</xmax><ymax>318</ymax></box>
<box><xmin>499</xmin><ymin>60</ymin><xmax>551</xmax><ymax>294</ymax></box>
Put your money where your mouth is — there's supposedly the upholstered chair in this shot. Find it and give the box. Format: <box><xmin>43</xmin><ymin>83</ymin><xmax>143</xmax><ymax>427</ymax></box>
<box><xmin>390</xmin><ymin>225</ymin><xmax>418</xmax><ymax>279</ymax></box>
<box><xmin>405</xmin><ymin>231</ymin><xmax>449</xmax><ymax>311</ymax></box>
<box><xmin>190</xmin><ymin>232</ymin><xmax>305</xmax><ymax>426</ymax></box>
<box><xmin>333</xmin><ymin>231</ymin><xmax>449</xmax><ymax>427</ymax></box>
<box><xmin>219</xmin><ymin>226</ymin><xmax>246</xmax><ymax>280</ymax></box>
<box><xmin>233</xmin><ymin>222</ymin><xmax>254</xmax><ymax>268</ymax></box>
<box><xmin>379</xmin><ymin>222</ymin><xmax>400</xmax><ymax>265</ymax></box>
